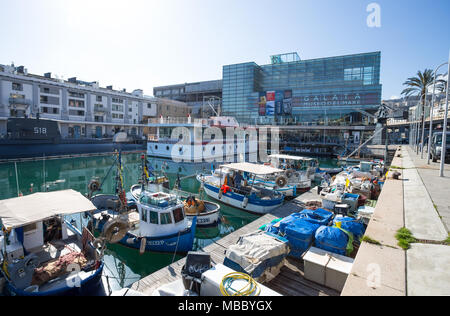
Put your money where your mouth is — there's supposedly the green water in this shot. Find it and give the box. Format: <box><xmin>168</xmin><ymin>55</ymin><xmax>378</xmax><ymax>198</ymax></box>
<box><xmin>0</xmin><ymin>154</ymin><xmax>339</xmax><ymax>291</ymax></box>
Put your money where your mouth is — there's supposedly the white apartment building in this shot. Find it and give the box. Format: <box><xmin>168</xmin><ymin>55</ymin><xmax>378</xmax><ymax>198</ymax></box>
<box><xmin>0</xmin><ymin>63</ymin><xmax>187</xmax><ymax>139</ymax></box>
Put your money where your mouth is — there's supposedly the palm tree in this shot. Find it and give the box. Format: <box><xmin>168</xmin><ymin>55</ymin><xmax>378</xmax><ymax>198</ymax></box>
<box><xmin>401</xmin><ymin>69</ymin><xmax>435</xmax><ymax>103</ymax></box>
<box><xmin>402</xmin><ymin>69</ymin><xmax>436</xmax><ymax>153</ymax></box>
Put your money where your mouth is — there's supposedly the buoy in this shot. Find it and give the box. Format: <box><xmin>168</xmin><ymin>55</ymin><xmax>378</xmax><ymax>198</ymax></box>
<box><xmin>242</xmin><ymin>196</ymin><xmax>249</xmax><ymax>208</ymax></box>
<box><xmin>140</xmin><ymin>238</ymin><xmax>146</xmax><ymax>255</ymax></box>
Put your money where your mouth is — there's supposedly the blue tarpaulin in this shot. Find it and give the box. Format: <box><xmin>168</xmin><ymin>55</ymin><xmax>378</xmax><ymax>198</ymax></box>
<box><xmin>333</xmin><ymin>217</ymin><xmax>366</xmax><ymax>239</ymax></box>
<box><xmin>299</xmin><ymin>208</ymin><xmax>333</xmax><ymax>226</ymax></box>
<box><xmin>314</xmin><ymin>226</ymin><xmax>349</xmax><ymax>256</ymax></box>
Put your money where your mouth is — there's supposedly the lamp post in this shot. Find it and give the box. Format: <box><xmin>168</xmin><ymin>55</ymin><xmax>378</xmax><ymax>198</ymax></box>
<box><xmin>439</xmin><ymin>50</ymin><xmax>450</xmax><ymax>177</ymax></box>
<box><xmin>427</xmin><ymin>62</ymin><xmax>449</xmax><ymax>164</ymax></box>
<box><xmin>420</xmin><ymin>90</ymin><xmax>428</xmax><ymax>158</ymax></box>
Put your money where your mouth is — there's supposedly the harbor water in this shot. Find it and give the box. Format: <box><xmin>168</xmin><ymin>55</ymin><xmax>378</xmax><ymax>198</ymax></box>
<box><xmin>0</xmin><ymin>153</ymin><xmax>340</xmax><ymax>292</ymax></box>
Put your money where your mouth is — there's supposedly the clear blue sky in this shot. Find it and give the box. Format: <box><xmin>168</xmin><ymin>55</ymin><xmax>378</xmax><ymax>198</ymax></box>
<box><xmin>0</xmin><ymin>0</ymin><xmax>449</xmax><ymax>100</ymax></box>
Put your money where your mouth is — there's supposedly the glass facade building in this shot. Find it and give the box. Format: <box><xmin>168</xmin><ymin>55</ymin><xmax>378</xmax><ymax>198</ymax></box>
<box><xmin>222</xmin><ymin>52</ymin><xmax>382</xmax><ymax>126</ymax></box>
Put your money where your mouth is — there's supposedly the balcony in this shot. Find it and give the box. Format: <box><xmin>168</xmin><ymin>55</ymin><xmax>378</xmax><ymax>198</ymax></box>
<box><xmin>9</xmin><ymin>97</ymin><xmax>31</xmax><ymax>106</ymax></box>
<box><xmin>94</xmin><ymin>106</ymin><xmax>107</xmax><ymax>113</ymax></box>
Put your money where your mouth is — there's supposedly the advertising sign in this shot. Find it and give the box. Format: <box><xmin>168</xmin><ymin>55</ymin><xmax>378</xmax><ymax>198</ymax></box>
<box><xmin>259</xmin><ymin>90</ymin><xmax>292</xmax><ymax>116</ymax></box>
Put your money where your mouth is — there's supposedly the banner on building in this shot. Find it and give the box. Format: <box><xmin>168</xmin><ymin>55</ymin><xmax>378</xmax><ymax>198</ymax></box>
<box><xmin>259</xmin><ymin>90</ymin><xmax>292</xmax><ymax>116</ymax></box>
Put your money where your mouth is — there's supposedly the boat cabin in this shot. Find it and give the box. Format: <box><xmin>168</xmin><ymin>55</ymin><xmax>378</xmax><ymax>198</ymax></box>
<box><xmin>134</xmin><ymin>191</ymin><xmax>188</xmax><ymax>238</ymax></box>
<box><xmin>269</xmin><ymin>154</ymin><xmax>319</xmax><ymax>171</ymax></box>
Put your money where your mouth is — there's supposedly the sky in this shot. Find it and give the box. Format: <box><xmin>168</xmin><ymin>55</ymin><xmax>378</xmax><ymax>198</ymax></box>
<box><xmin>0</xmin><ymin>0</ymin><xmax>449</xmax><ymax>100</ymax></box>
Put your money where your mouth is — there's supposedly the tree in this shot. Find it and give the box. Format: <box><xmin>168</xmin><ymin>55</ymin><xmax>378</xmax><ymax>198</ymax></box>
<box><xmin>401</xmin><ymin>69</ymin><xmax>435</xmax><ymax>102</ymax></box>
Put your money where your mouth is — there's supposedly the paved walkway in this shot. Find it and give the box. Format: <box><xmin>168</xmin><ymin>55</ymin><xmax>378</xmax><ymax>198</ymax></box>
<box><xmin>402</xmin><ymin>147</ymin><xmax>448</xmax><ymax>241</ymax></box>
<box><xmin>405</xmin><ymin>146</ymin><xmax>450</xmax><ymax>232</ymax></box>
<box><xmin>402</xmin><ymin>146</ymin><xmax>450</xmax><ymax>296</ymax></box>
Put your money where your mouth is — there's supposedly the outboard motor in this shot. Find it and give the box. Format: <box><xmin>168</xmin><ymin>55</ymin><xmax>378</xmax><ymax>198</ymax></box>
<box><xmin>181</xmin><ymin>252</ymin><xmax>212</xmax><ymax>295</ymax></box>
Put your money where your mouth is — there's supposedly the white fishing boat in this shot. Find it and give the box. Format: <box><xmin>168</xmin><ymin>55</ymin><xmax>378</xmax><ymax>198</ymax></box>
<box><xmin>0</xmin><ymin>190</ymin><xmax>105</xmax><ymax>296</ymax></box>
<box><xmin>267</xmin><ymin>154</ymin><xmax>315</xmax><ymax>190</ymax></box>
<box><xmin>197</xmin><ymin>162</ymin><xmax>285</xmax><ymax>214</ymax></box>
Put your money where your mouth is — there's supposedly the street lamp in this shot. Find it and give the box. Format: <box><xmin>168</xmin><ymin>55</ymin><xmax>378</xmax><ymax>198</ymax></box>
<box><xmin>420</xmin><ymin>89</ymin><xmax>429</xmax><ymax>158</ymax></box>
<box><xmin>427</xmin><ymin>62</ymin><xmax>449</xmax><ymax>164</ymax></box>
<box><xmin>439</xmin><ymin>50</ymin><xmax>450</xmax><ymax>177</ymax></box>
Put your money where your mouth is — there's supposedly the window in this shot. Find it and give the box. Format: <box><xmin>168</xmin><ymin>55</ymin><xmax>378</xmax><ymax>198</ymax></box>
<box><xmin>160</xmin><ymin>212</ymin><xmax>173</xmax><ymax>225</ymax></box>
<box><xmin>40</xmin><ymin>96</ymin><xmax>48</xmax><ymax>103</ymax></box>
<box><xmin>96</xmin><ymin>95</ymin><xmax>102</xmax><ymax>102</ymax></box>
<box><xmin>68</xmin><ymin>91</ymin><xmax>85</xmax><ymax>98</ymax></box>
<box><xmin>149</xmin><ymin>211</ymin><xmax>159</xmax><ymax>224</ymax></box>
<box><xmin>112</xmin><ymin>98</ymin><xmax>123</xmax><ymax>103</ymax></box>
<box><xmin>112</xmin><ymin>104</ymin><xmax>124</xmax><ymax>112</ymax></box>
<box><xmin>52</xmin><ymin>108</ymin><xmax>58</xmax><ymax>114</ymax></box>
<box><xmin>69</xmin><ymin>99</ymin><xmax>85</xmax><ymax>108</ymax></box>
<box><xmin>147</xmin><ymin>103</ymin><xmax>152</xmax><ymax>109</ymax></box>
<box><xmin>141</xmin><ymin>209</ymin><xmax>148</xmax><ymax>222</ymax></box>
<box><xmin>12</xmin><ymin>82</ymin><xmax>23</xmax><ymax>91</ymax></box>
<box><xmin>173</xmin><ymin>208</ymin><xmax>184</xmax><ymax>223</ymax></box>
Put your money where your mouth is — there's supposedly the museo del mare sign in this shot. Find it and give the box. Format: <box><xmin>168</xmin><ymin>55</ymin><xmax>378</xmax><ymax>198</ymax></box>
<box><xmin>295</xmin><ymin>92</ymin><xmax>379</xmax><ymax>107</ymax></box>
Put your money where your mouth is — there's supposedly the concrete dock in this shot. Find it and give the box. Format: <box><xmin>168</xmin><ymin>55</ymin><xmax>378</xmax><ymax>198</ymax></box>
<box><xmin>342</xmin><ymin>145</ymin><xmax>450</xmax><ymax>296</ymax></box>
<box><xmin>130</xmin><ymin>188</ymin><xmax>339</xmax><ymax>296</ymax></box>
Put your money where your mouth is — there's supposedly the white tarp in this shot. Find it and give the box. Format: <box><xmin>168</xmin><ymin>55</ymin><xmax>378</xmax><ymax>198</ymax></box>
<box><xmin>220</xmin><ymin>162</ymin><xmax>284</xmax><ymax>175</ymax></box>
<box><xmin>224</xmin><ymin>231</ymin><xmax>289</xmax><ymax>281</ymax></box>
<box><xmin>0</xmin><ymin>190</ymin><xmax>96</xmax><ymax>229</ymax></box>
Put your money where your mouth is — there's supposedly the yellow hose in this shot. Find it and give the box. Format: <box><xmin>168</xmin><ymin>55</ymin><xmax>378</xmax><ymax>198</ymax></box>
<box><xmin>220</xmin><ymin>272</ymin><xmax>260</xmax><ymax>296</ymax></box>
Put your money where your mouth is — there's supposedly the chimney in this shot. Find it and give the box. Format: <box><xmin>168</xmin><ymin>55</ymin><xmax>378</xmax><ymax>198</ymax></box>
<box><xmin>44</xmin><ymin>72</ymin><xmax>52</xmax><ymax>79</ymax></box>
<box><xmin>68</xmin><ymin>77</ymin><xmax>77</xmax><ymax>83</ymax></box>
<box><xmin>107</xmin><ymin>85</ymin><xmax>113</xmax><ymax>90</ymax></box>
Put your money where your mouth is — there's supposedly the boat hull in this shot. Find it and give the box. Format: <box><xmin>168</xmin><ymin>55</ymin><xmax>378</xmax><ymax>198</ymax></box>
<box><xmin>202</xmin><ymin>182</ymin><xmax>283</xmax><ymax>215</ymax></box>
<box><xmin>93</xmin><ymin>217</ymin><xmax>197</xmax><ymax>254</ymax></box>
<box><xmin>4</xmin><ymin>263</ymin><xmax>105</xmax><ymax>296</ymax></box>
<box><xmin>0</xmin><ymin>142</ymin><xmax>146</xmax><ymax>160</ymax></box>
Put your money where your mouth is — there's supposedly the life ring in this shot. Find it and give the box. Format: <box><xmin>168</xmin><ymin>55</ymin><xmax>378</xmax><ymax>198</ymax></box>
<box><xmin>285</xmin><ymin>170</ymin><xmax>294</xmax><ymax>178</ymax></box>
<box><xmin>275</xmin><ymin>176</ymin><xmax>288</xmax><ymax>188</ymax></box>
<box><xmin>88</xmin><ymin>179</ymin><xmax>100</xmax><ymax>192</ymax></box>
<box><xmin>102</xmin><ymin>218</ymin><xmax>129</xmax><ymax>244</ymax></box>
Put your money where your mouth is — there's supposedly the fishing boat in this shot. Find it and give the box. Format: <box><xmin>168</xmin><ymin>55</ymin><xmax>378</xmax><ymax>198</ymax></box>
<box><xmin>0</xmin><ymin>190</ymin><xmax>105</xmax><ymax>296</ymax></box>
<box><xmin>129</xmin><ymin>177</ymin><xmax>221</xmax><ymax>227</ymax></box>
<box><xmin>88</xmin><ymin>151</ymin><xmax>197</xmax><ymax>254</ymax></box>
<box><xmin>197</xmin><ymin>162</ymin><xmax>285</xmax><ymax>214</ymax></box>
<box><xmin>267</xmin><ymin>154</ymin><xmax>314</xmax><ymax>190</ymax></box>
<box><xmin>90</xmin><ymin>191</ymin><xmax>197</xmax><ymax>253</ymax></box>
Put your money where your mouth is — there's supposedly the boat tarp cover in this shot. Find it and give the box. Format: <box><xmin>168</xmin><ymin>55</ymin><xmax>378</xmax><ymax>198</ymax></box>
<box><xmin>333</xmin><ymin>217</ymin><xmax>366</xmax><ymax>239</ymax></box>
<box><xmin>299</xmin><ymin>208</ymin><xmax>333</xmax><ymax>226</ymax></box>
<box><xmin>224</xmin><ymin>231</ymin><xmax>289</xmax><ymax>278</ymax></box>
<box><xmin>0</xmin><ymin>190</ymin><xmax>96</xmax><ymax>229</ymax></box>
<box><xmin>219</xmin><ymin>162</ymin><xmax>284</xmax><ymax>175</ymax></box>
<box><xmin>314</xmin><ymin>226</ymin><xmax>349</xmax><ymax>256</ymax></box>
<box><xmin>284</xmin><ymin>220</ymin><xmax>320</xmax><ymax>258</ymax></box>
